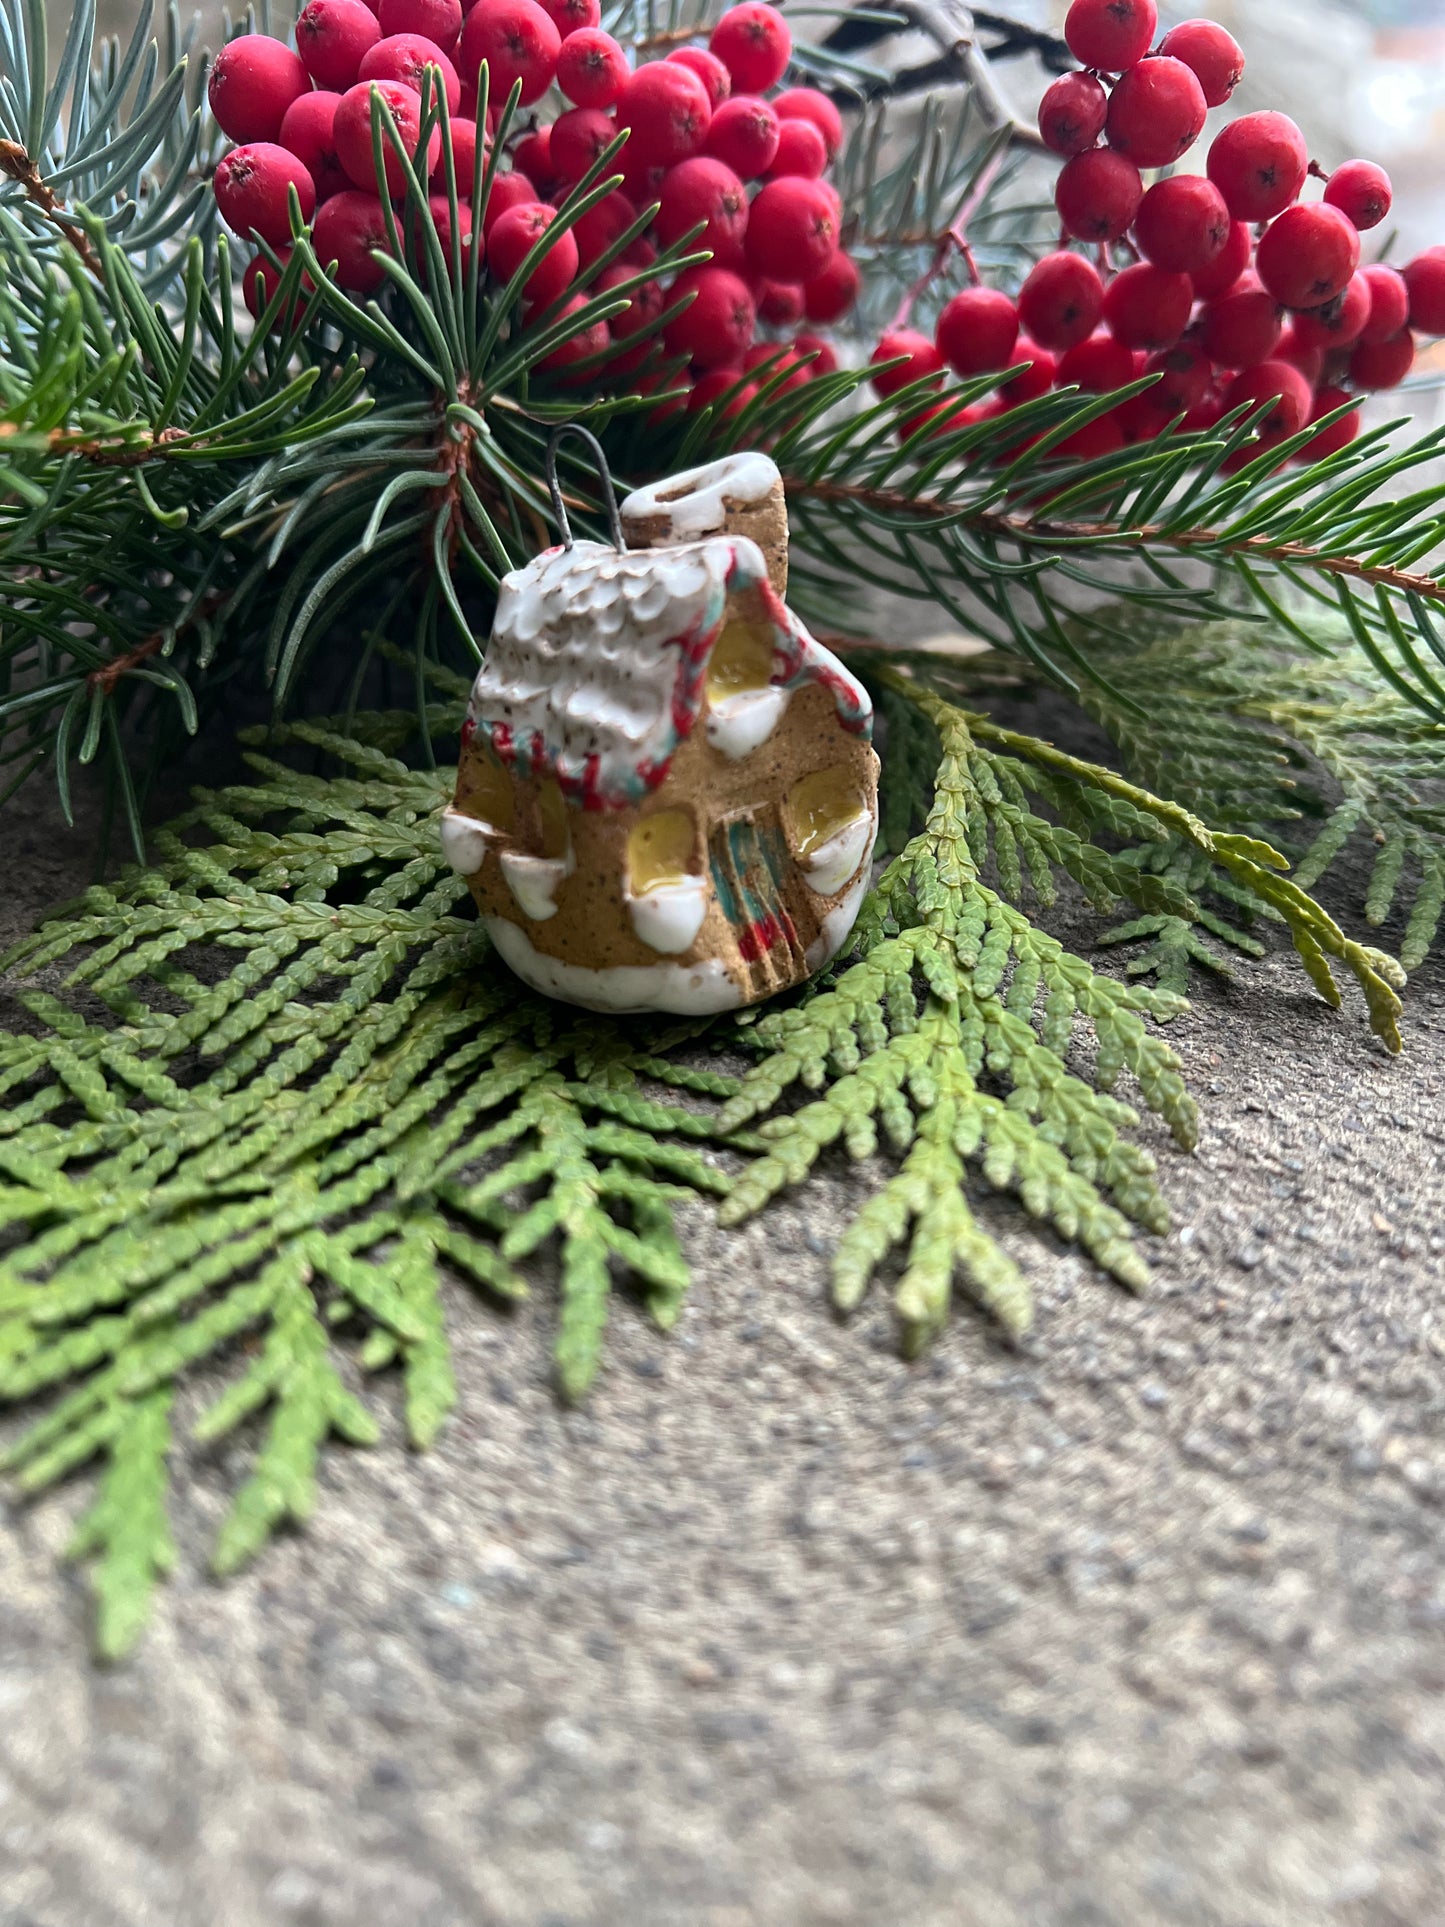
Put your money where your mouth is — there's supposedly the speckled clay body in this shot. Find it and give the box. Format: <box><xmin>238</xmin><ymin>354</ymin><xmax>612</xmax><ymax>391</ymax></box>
<box><xmin>443</xmin><ymin>452</ymin><xmax>880</xmax><ymax>1015</ymax></box>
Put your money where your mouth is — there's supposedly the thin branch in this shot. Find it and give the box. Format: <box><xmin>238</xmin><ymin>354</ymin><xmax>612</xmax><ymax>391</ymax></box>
<box><xmin>785</xmin><ymin>476</ymin><xmax>1445</xmax><ymax>612</ymax></box>
<box><xmin>0</xmin><ymin>139</ymin><xmax>105</xmax><ymax>279</ymax></box>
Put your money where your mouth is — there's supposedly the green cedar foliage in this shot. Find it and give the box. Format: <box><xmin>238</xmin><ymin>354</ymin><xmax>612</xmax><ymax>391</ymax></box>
<box><xmin>0</xmin><ymin>666</ymin><xmax>1417</xmax><ymax>1653</ymax></box>
<box><xmin>2</xmin><ymin>0</ymin><xmax>1443</xmax><ymax>1652</ymax></box>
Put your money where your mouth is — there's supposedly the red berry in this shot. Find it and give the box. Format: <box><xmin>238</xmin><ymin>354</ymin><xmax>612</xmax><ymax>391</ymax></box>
<box><xmin>242</xmin><ymin>245</ymin><xmax>311</xmax><ymax>326</ymax></box>
<box><xmin>1359</xmin><ymin>264</ymin><xmax>1409</xmax><ymax>345</ymax></box>
<box><xmin>1063</xmin><ymin>0</ymin><xmax>1157</xmax><ymax>72</ymax></box>
<box><xmin>1349</xmin><ymin>330</ymin><xmax>1415</xmax><ymax>390</ymax></box>
<box><xmin>279</xmin><ymin>91</ymin><xmax>350</xmax><ymax>201</ymax></box>
<box><xmin>1200</xmin><ymin>273</ymin><xmax>1282</xmax><ymax>369</ymax></box>
<box><xmin>1290</xmin><ymin>271</ymin><xmax>1371</xmax><ymax>351</ymax></box>
<box><xmin>1058</xmin><ymin>331</ymin><xmax>1138</xmax><ymax>392</ymax></box>
<box><xmin>655</xmin><ymin>156</ymin><xmax>748</xmax><ymax>266</ymax></box>
<box><xmin>1124</xmin><ymin>341</ymin><xmax>1212</xmax><ymax>431</ymax></box>
<box><xmin>1037</xmin><ymin>71</ymin><xmax>1108</xmax><ymax>158</ymax></box>
<box><xmin>1224</xmin><ymin>359</ymin><xmax>1312</xmax><ymax>438</ymax></box>
<box><xmin>753</xmin><ymin>277</ymin><xmax>803</xmax><ymax>326</ymax></box>
<box><xmin>802</xmin><ymin>249</ymin><xmax>858</xmax><ymax>323</ymax></box>
<box><xmin>513</xmin><ymin>126</ymin><xmax>552</xmax><ymax>186</ymax></box>
<box><xmin>410</xmin><ymin>191</ymin><xmax>474</xmax><ymax>279</ymax></box>
<box><xmin>208</xmin><ymin>34</ymin><xmax>309</xmax><ymax>143</ymax></box>
<box><xmin>1273</xmin><ymin>323</ymin><xmax>1323</xmax><ymax>389</ymax></box>
<box><xmin>432</xmin><ymin>112</ymin><xmax>484</xmax><ymax>188</ymax></box>
<box><xmin>1255</xmin><ymin>203</ymin><xmax>1359</xmax><ymax>311</ymax></box>
<box><xmin>1133</xmin><ymin>174</ymin><xmax>1229</xmax><ymax>277</ymax></box>
<box><xmin>540</xmin><ymin>293</ymin><xmax>609</xmax><ymax>372</ymax></box>
<box><xmin>664</xmin><ymin>265</ymin><xmax>755</xmax><ymax>367</ymax></box>
<box><xmin>1402</xmin><ymin>250</ymin><xmax>1445</xmax><ymax>336</ymax></box>
<box><xmin>1190</xmin><ymin>217</ymin><xmax>1251</xmax><ymax>300</ymax></box>
<box><xmin>296</xmin><ymin>0</ymin><xmax>381</xmax><ymax>88</ymax></box>
<box><xmin>617</xmin><ymin>60</ymin><xmax>711</xmax><ymax>166</ymax></box>
<box><xmin>788</xmin><ymin>332</ymin><xmax>833</xmax><ymax>378</ymax></box>
<box><xmin>668</xmin><ymin>47</ymin><xmax>731</xmax><ymax>109</ymax></box>
<box><xmin>1323</xmin><ymin>158</ymin><xmax>1392</xmax><ymax>232</ymax></box>
<box><xmin>359</xmin><ymin>33</ymin><xmax>462</xmax><ymax>110</ymax></box>
<box><xmin>901</xmin><ymin>399</ymin><xmax>986</xmax><ymax>442</ymax></box>
<box><xmin>709</xmin><ymin>3</ymin><xmax>790</xmax><ymax>93</ymax></box>
<box><xmin>379</xmin><ymin>0</ymin><xmax>462</xmax><ymax>51</ymax></box>
<box><xmin>1104</xmin><ymin>56</ymin><xmax>1207</xmax><ymax>169</ymax></box>
<box><xmin>773</xmin><ymin>86</ymin><xmax>843</xmax><ymax>160</ymax></box>
<box><xmin>214</xmin><ymin>142</ymin><xmax>317</xmax><ymax>248</ymax></box>
<box><xmin>869</xmin><ymin>329</ymin><xmax>945</xmax><ymax>398</ymax></box>
<box><xmin>1207</xmin><ymin>112</ymin><xmax>1308</xmax><ymax>224</ymax></box>
<box><xmin>595</xmin><ymin>262</ymin><xmax>665</xmax><ymax>365</ymax></box>
<box><xmin>1055</xmin><ymin>158</ymin><xmax>1144</xmax><ymax>249</ymax></box>
<box><xmin>334</xmin><ymin>78</ymin><xmax>440</xmax><ymax>194</ymax></box>
<box><xmin>1158</xmin><ymin>18</ymin><xmax>1244</xmax><ymax>106</ymax></box>
<box><xmin>483</xmin><ymin>167</ymin><xmax>539</xmax><ymax>237</ymax></box>
<box><xmin>459</xmin><ymin>0</ymin><xmax>560</xmax><ymax>106</ymax></box>
<box><xmin>548</xmin><ymin>105</ymin><xmax>616</xmax><ymax>185</ymax></box>
<box><xmin>743</xmin><ymin>341</ymin><xmax>812</xmax><ymax>394</ymax></box>
<box><xmin>313</xmin><ymin>187</ymin><xmax>392</xmax><ymax>291</ymax></box>
<box><xmin>556</xmin><ymin>27</ymin><xmax>628</xmax><ymax>106</ymax></box>
<box><xmin>1055</xmin><ymin>148</ymin><xmax>1142</xmax><ymax>244</ymax></box>
<box><xmin>1297</xmin><ymin>384</ymin><xmax>1360</xmax><ymax>462</ymax></box>
<box><xmin>704</xmin><ymin>93</ymin><xmax>778</xmax><ymax>178</ymax></box>
<box><xmin>999</xmin><ymin>338</ymin><xmax>1058</xmax><ymax>400</ymax></box>
<box><xmin>488</xmin><ymin>199</ymin><xmax>578</xmax><ymax>305</ymax></box>
<box><xmin>764</xmin><ymin>118</ymin><xmax>827</xmax><ymax>180</ymax></box>
<box><xmin>744</xmin><ymin>176</ymin><xmax>838</xmax><ymax>283</ymax></box>
<box><xmin>1103</xmin><ymin>262</ymin><xmax>1193</xmax><ymax>351</ymax></box>
<box><xmin>539</xmin><ymin>0</ymin><xmax>598</xmax><ymax>32</ymax></box>
<box><xmin>688</xmin><ymin>368</ymin><xmax>758</xmax><ymax>416</ymax></box>
<box><xmin>1018</xmin><ymin>252</ymin><xmax>1105</xmax><ymax>351</ymax></box>
<box><xmin>572</xmin><ymin>187</ymin><xmax>636</xmax><ymax>265</ymax></box>
<box><xmin>935</xmin><ymin>286</ymin><xmax>1019</xmax><ymax>376</ymax></box>
<box><xmin>1055</xmin><ymin>413</ymin><xmax>1126</xmax><ymax>459</ymax></box>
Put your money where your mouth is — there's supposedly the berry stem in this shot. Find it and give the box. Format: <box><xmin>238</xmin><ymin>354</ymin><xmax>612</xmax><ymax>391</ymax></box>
<box><xmin>888</xmin><ymin>143</ymin><xmax>1002</xmax><ymax>326</ymax></box>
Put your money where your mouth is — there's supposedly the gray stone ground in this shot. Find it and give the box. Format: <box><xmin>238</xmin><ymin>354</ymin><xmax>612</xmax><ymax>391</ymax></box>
<box><xmin>2</xmin><ymin>748</ymin><xmax>1445</xmax><ymax>1927</ymax></box>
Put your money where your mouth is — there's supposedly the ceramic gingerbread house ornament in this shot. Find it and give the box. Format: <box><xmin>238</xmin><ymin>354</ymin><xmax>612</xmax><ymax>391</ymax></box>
<box><xmin>441</xmin><ymin>432</ymin><xmax>879</xmax><ymax>1016</ymax></box>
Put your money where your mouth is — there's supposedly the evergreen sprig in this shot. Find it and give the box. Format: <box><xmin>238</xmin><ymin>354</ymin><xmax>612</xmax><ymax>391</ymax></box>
<box><xmin>0</xmin><ymin>713</ymin><xmax>743</xmax><ymax>1650</ymax></box>
<box><xmin>7</xmin><ymin>0</ymin><xmax>1445</xmax><ymax>823</ymax></box>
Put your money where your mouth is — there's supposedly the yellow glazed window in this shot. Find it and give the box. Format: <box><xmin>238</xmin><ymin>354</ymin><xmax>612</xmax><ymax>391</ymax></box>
<box><xmin>705</xmin><ymin>618</ymin><xmax>775</xmax><ymax>702</ymax></box>
<box><xmin>628</xmin><ymin>811</ymin><xmax>697</xmax><ymax>894</ymax></box>
<box><xmin>537</xmin><ymin>779</ymin><xmax>570</xmax><ymax>860</ymax></box>
<box><xmin>462</xmin><ymin>744</ymin><xmax>514</xmax><ymax>834</ymax></box>
<box><xmin>786</xmin><ymin>767</ymin><xmax>866</xmax><ymax>861</ymax></box>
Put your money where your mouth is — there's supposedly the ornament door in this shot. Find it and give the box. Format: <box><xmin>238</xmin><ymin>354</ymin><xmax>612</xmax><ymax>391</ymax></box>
<box><xmin>707</xmin><ymin>807</ymin><xmax>809</xmax><ymax>1002</ymax></box>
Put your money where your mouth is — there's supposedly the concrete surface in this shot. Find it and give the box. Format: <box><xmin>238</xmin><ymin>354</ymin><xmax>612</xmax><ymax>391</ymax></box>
<box><xmin>2</xmin><ymin>743</ymin><xmax>1444</xmax><ymax>1927</ymax></box>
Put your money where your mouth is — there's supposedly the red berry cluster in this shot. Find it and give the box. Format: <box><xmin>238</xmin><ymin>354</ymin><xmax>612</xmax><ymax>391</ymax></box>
<box><xmin>207</xmin><ymin>0</ymin><xmax>856</xmax><ymax>407</ymax></box>
<box><xmin>874</xmin><ymin>0</ymin><xmax>1439</xmax><ymax>467</ymax></box>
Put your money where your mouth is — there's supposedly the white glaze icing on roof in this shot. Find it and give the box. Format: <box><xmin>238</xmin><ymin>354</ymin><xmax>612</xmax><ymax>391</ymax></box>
<box><xmin>620</xmin><ymin>452</ymin><xmax>781</xmax><ymax>541</ymax></box>
<box><xmin>465</xmin><ymin>530</ymin><xmax>873</xmax><ymax>810</ymax></box>
<box><xmin>469</xmin><ymin>536</ymin><xmax>738</xmax><ymax>805</ymax></box>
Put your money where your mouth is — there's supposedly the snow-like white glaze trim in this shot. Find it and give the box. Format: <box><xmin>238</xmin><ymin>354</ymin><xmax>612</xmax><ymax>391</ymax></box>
<box><xmin>705</xmin><ymin>685</ymin><xmax>789</xmax><ymax>760</ymax></box>
<box><xmin>626</xmin><ymin>876</ymin><xmax>709</xmax><ymax>955</ymax></box>
<box><xmin>805</xmin><ymin>871</ymin><xmax>872</xmax><ymax>973</ymax></box>
<box><xmin>620</xmin><ymin>452</ymin><xmax>781</xmax><ymax>542</ymax></box>
<box><xmin>487</xmin><ymin>917</ymin><xmax>743</xmax><ymax>1016</ymax></box>
<box><xmin>801</xmin><ymin>811</ymin><xmax>876</xmax><ymax>898</ymax></box>
<box><xmin>500</xmin><ymin>848</ymin><xmax>572</xmax><ymax>922</ymax></box>
<box><xmin>471</xmin><ymin>537</ymin><xmax>741</xmax><ymax>803</ymax></box>
<box><xmin>439</xmin><ymin>807</ymin><xmax>490</xmax><ymax>878</ymax></box>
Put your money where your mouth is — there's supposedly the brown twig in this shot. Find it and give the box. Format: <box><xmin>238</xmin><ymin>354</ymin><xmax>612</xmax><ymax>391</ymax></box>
<box><xmin>54</xmin><ymin>426</ymin><xmax>190</xmax><ymax>465</ymax></box>
<box><xmin>86</xmin><ymin>592</ymin><xmax>227</xmax><ymax>696</ymax></box>
<box><xmin>0</xmin><ymin>138</ymin><xmax>106</xmax><ymax>280</ymax></box>
<box><xmin>784</xmin><ymin>475</ymin><xmax>1445</xmax><ymax>609</ymax></box>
